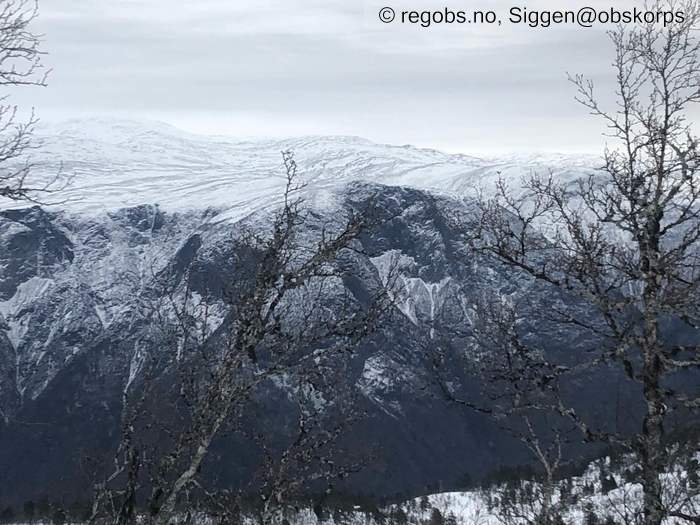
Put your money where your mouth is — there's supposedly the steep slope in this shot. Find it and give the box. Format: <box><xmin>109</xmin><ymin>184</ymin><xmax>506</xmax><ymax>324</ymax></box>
<box><xmin>0</xmin><ymin>119</ymin><xmax>641</xmax><ymax>507</ymax></box>
<box><xmin>0</xmin><ymin>179</ymin><xmax>631</xmax><ymax>506</ymax></box>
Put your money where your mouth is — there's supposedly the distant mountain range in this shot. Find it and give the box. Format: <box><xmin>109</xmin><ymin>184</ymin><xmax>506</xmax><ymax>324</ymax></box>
<box><xmin>19</xmin><ymin>117</ymin><xmax>598</xmax><ymax>217</ymax></box>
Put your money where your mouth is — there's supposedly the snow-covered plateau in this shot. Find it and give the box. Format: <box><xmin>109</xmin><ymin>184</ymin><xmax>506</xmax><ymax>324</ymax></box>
<box><xmin>8</xmin><ymin>117</ymin><xmax>598</xmax><ymax>218</ymax></box>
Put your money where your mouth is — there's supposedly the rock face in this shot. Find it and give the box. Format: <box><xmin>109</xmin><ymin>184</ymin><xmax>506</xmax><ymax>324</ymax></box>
<box><xmin>0</xmin><ymin>207</ymin><xmax>74</xmax><ymax>300</ymax></box>
<box><xmin>0</xmin><ymin>180</ymin><xmax>638</xmax><ymax>506</ymax></box>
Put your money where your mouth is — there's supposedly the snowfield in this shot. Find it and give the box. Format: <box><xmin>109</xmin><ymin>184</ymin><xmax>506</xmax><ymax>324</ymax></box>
<box><xmin>5</xmin><ymin>117</ymin><xmax>598</xmax><ymax>220</ymax></box>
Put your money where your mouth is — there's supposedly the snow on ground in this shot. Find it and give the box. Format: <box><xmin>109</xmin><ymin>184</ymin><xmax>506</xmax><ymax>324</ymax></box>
<box><xmin>302</xmin><ymin>459</ymin><xmax>697</xmax><ymax>524</ymax></box>
<box><xmin>225</xmin><ymin>454</ymin><xmax>698</xmax><ymax>524</ymax></box>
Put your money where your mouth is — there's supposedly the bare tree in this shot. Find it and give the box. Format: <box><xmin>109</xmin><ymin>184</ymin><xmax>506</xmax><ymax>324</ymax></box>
<box><xmin>473</xmin><ymin>2</ymin><xmax>700</xmax><ymax>524</ymax></box>
<box><xmin>0</xmin><ymin>0</ymin><xmax>59</xmax><ymax>203</ymax></box>
<box><xmin>247</xmin><ymin>373</ymin><xmax>369</xmax><ymax>525</ymax></box>
<box><xmin>89</xmin><ymin>152</ymin><xmax>392</xmax><ymax>525</ymax></box>
<box><xmin>425</xmin><ymin>295</ymin><xmax>572</xmax><ymax>525</ymax></box>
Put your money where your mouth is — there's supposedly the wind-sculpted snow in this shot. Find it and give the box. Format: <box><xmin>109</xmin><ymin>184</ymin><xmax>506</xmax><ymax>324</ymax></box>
<box><xmin>5</xmin><ymin>117</ymin><xmax>598</xmax><ymax>218</ymax></box>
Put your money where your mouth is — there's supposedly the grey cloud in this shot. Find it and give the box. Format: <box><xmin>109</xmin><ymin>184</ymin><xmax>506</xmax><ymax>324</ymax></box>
<box><xmin>9</xmin><ymin>0</ymin><xmax>651</xmax><ymax>153</ymax></box>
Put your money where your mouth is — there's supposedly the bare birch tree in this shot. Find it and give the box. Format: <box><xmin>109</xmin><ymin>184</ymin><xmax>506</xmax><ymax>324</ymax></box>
<box><xmin>0</xmin><ymin>0</ymin><xmax>59</xmax><ymax>203</ymax></box>
<box><xmin>474</xmin><ymin>2</ymin><xmax>700</xmax><ymax>524</ymax></box>
<box><xmin>426</xmin><ymin>295</ymin><xmax>572</xmax><ymax>525</ymax></box>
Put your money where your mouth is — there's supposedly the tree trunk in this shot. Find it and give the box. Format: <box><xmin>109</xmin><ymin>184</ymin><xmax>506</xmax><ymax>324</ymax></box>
<box><xmin>540</xmin><ymin>479</ymin><xmax>554</xmax><ymax>525</ymax></box>
<box><xmin>640</xmin><ymin>346</ymin><xmax>665</xmax><ymax>525</ymax></box>
<box><xmin>116</xmin><ymin>447</ymin><xmax>140</xmax><ymax>525</ymax></box>
<box><xmin>152</xmin><ymin>432</ymin><xmax>217</xmax><ymax>525</ymax></box>
<box><xmin>636</xmin><ymin>208</ymin><xmax>666</xmax><ymax>525</ymax></box>
<box><xmin>640</xmin><ymin>260</ymin><xmax>665</xmax><ymax>525</ymax></box>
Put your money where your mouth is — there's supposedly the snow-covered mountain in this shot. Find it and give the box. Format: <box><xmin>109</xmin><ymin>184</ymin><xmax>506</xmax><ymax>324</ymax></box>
<box><xmin>0</xmin><ymin>118</ymin><xmax>620</xmax><ymax>507</ymax></box>
<box><xmin>20</xmin><ymin>117</ymin><xmax>597</xmax><ymax>218</ymax></box>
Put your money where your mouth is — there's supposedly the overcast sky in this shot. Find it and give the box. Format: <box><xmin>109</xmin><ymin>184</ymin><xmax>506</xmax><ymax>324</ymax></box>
<box><xmin>12</xmin><ymin>0</ymin><xmax>668</xmax><ymax>154</ymax></box>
